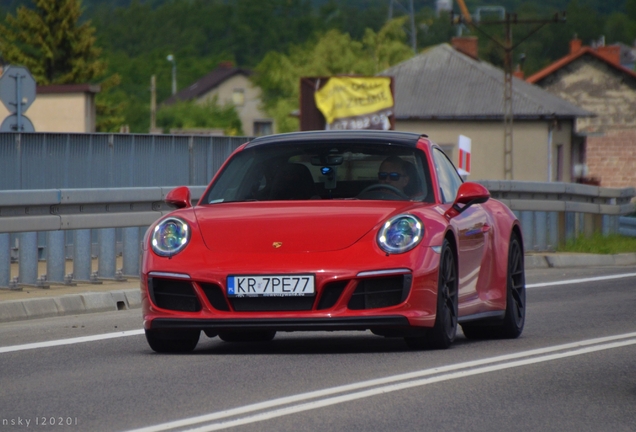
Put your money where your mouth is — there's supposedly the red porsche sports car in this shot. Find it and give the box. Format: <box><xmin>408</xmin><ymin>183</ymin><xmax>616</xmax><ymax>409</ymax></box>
<box><xmin>141</xmin><ymin>130</ymin><xmax>525</xmax><ymax>352</ymax></box>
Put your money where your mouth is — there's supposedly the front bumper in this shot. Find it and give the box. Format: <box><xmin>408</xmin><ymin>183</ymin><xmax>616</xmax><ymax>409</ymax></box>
<box><xmin>142</xmin><ymin>245</ymin><xmax>442</xmax><ymax>331</ymax></box>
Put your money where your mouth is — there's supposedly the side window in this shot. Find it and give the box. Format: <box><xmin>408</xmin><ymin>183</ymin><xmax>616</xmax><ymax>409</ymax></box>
<box><xmin>432</xmin><ymin>148</ymin><xmax>463</xmax><ymax>204</ymax></box>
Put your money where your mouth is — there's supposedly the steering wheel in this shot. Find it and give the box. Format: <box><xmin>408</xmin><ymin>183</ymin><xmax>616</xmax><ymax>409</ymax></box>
<box><xmin>357</xmin><ymin>184</ymin><xmax>409</xmax><ymax>200</ymax></box>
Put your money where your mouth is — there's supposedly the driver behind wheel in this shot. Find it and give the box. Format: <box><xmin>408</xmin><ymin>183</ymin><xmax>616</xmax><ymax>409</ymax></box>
<box><xmin>378</xmin><ymin>156</ymin><xmax>411</xmax><ymax>194</ymax></box>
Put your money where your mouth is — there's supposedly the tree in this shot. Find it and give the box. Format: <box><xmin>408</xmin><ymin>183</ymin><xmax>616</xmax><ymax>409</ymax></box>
<box><xmin>252</xmin><ymin>18</ymin><xmax>414</xmax><ymax>132</ymax></box>
<box><xmin>156</xmin><ymin>98</ymin><xmax>243</xmax><ymax>136</ymax></box>
<box><xmin>418</xmin><ymin>10</ymin><xmax>456</xmax><ymax>49</ymax></box>
<box><xmin>0</xmin><ymin>0</ymin><xmax>105</xmax><ymax>84</ymax></box>
<box><xmin>0</xmin><ymin>0</ymin><xmax>126</xmax><ymax>131</ymax></box>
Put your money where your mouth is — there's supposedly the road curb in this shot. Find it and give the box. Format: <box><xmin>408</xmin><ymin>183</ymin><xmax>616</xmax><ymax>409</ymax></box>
<box><xmin>524</xmin><ymin>254</ymin><xmax>549</xmax><ymax>268</ymax></box>
<box><xmin>0</xmin><ymin>289</ymin><xmax>141</xmax><ymax>323</ymax></box>
<box><xmin>527</xmin><ymin>252</ymin><xmax>636</xmax><ymax>269</ymax></box>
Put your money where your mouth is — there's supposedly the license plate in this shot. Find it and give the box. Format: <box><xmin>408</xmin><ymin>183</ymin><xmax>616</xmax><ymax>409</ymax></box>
<box><xmin>227</xmin><ymin>275</ymin><xmax>315</xmax><ymax>297</ymax></box>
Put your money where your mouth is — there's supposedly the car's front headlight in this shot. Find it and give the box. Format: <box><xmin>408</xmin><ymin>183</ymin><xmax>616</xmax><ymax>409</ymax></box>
<box><xmin>151</xmin><ymin>217</ymin><xmax>190</xmax><ymax>257</ymax></box>
<box><xmin>377</xmin><ymin>214</ymin><xmax>423</xmax><ymax>254</ymax></box>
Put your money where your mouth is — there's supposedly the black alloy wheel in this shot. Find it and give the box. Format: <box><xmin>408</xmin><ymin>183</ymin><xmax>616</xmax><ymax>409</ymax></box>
<box><xmin>461</xmin><ymin>232</ymin><xmax>526</xmax><ymax>339</ymax></box>
<box><xmin>145</xmin><ymin>329</ymin><xmax>200</xmax><ymax>353</ymax></box>
<box><xmin>500</xmin><ymin>232</ymin><xmax>526</xmax><ymax>337</ymax></box>
<box><xmin>405</xmin><ymin>238</ymin><xmax>458</xmax><ymax>350</ymax></box>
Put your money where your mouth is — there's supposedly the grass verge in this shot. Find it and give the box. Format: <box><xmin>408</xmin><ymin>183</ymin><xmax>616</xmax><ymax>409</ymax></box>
<box><xmin>558</xmin><ymin>233</ymin><xmax>636</xmax><ymax>254</ymax></box>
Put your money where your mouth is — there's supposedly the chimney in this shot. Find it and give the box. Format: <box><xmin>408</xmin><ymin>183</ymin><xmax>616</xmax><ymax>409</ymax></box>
<box><xmin>513</xmin><ymin>64</ymin><xmax>524</xmax><ymax>80</ymax></box>
<box><xmin>570</xmin><ymin>37</ymin><xmax>582</xmax><ymax>54</ymax></box>
<box><xmin>596</xmin><ymin>45</ymin><xmax>620</xmax><ymax>66</ymax></box>
<box><xmin>219</xmin><ymin>61</ymin><xmax>235</xmax><ymax>69</ymax></box>
<box><xmin>451</xmin><ymin>36</ymin><xmax>479</xmax><ymax>60</ymax></box>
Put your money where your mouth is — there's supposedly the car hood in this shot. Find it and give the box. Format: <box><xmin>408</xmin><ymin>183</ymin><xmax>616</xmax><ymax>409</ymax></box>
<box><xmin>193</xmin><ymin>201</ymin><xmax>417</xmax><ymax>253</ymax></box>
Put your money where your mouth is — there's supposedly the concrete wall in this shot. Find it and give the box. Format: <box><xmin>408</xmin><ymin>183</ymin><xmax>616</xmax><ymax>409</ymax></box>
<box><xmin>395</xmin><ymin>119</ymin><xmax>572</xmax><ymax>182</ymax></box>
<box><xmin>196</xmin><ymin>74</ymin><xmax>273</xmax><ymax>136</ymax></box>
<box><xmin>0</xmin><ymin>91</ymin><xmax>96</xmax><ymax>133</ymax></box>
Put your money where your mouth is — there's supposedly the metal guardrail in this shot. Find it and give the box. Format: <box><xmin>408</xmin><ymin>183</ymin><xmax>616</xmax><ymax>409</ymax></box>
<box><xmin>0</xmin><ymin>181</ymin><xmax>634</xmax><ymax>290</ymax></box>
<box><xmin>0</xmin><ymin>186</ymin><xmax>206</xmax><ymax>289</ymax></box>
<box><xmin>477</xmin><ymin>180</ymin><xmax>636</xmax><ymax>250</ymax></box>
<box><xmin>0</xmin><ymin>186</ymin><xmax>206</xmax><ymax>232</ymax></box>
<box><xmin>619</xmin><ymin>216</ymin><xmax>636</xmax><ymax>237</ymax></box>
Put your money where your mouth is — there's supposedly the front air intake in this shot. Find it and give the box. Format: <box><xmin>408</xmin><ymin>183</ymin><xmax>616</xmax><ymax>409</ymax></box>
<box><xmin>348</xmin><ymin>275</ymin><xmax>411</xmax><ymax>310</ymax></box>
<box><xmin>317</xmin><ymin>280</ymin><xmax>348</xmax><ymax>310</ymax></box>
<box><xmin>149</xmin><ymin>277</ymin><xmax>201</xmax><ymax>312</ymax></box>
<box><xmin>200</xmin><ymin>283</ymin><xmax>231</xmax><ymax>311</ymax></box>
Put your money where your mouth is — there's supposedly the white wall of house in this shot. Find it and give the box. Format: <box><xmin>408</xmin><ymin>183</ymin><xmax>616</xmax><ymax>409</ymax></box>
<box><xmin>196</xmin><ymin>74</ymin><xmax>273</xmax><ymax>136</ymax></box>
<box><xmin>395</xmin><ymin>119</ymin><xmax>573</xmax><ymax>182</ymax></box>
<box><xmin>0</xmin><ymin>91</ymin><xmax>96</xmax><ymax>133</ymax></box>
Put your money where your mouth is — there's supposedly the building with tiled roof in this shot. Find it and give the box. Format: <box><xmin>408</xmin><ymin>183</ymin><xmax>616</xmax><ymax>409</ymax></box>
<box><xmin>378</xmin><ymin>38</ymin><xmax>593</xmax><ymax>182</ymax></box>
<box><xmin>527</xmin><ymin>38</ymin><xmax>636</xmax><ymax>189</ymax></box>
<box><xmin>163</xmin><ymin>62</ymin><xmax>274</xmax><ymax>136</ymax></box>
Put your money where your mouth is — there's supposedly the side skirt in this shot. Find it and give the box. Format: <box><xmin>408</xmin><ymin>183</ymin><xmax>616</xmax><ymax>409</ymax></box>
<box><xmin>458</xmin><ymin>310</ymin><xmax>505</xmax><ymax>325</ymax></box>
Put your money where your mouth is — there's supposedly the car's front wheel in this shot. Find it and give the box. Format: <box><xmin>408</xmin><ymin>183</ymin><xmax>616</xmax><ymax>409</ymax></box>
<box><xmin>145</xmin><ymin>329</ymin><xmax>200</xmax><ymax>353</ymax></box>
<box><xmin>461</xmin><ymin>232</ymin><xmax>526</xmax><ymax>339</ymax></box>
<box><xmin>405</xmin><ymin>238</ymin><xmax>458</xmax><ymax>350</ymax></box>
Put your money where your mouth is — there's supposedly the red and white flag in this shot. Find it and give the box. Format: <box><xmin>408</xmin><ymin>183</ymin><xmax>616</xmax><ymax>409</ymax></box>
<box><xmin>457</xmin><ymin>135</ymin><xmax>471</xmax><ymax>176</ymax></box>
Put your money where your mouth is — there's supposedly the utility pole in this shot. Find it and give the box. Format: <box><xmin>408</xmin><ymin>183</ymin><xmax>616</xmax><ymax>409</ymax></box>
<box><xmin>453</xmin><ymin>2</ymin><xmax>565</xmax><ymax>180</ymax></box>
<box><xmin>388</xmin><ymin>0</ymin><xmax>417</xmax><ymax>53</ymax></box>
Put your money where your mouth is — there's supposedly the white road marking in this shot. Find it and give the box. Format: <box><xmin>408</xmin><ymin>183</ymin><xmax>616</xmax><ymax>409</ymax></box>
<box><xmin>124</xmin><ymin>332</ymin><xmax>636</xmax><ymax>432</ymax></box>
<box><xmin>526</xmin><ymin>272</ymin><xmax>636</xmax><ymax>289</ymax></box>
<box><xmin>1</xmin><ymin>272</ymin><xmax>635</xmax><ymax>430</ymax></box>
<box><xmin>184</xmin><ymin>339</ymin><xmax>636</xmax><ymax>432</ymax></box>
<box><xmin>0</xmin><ymin>329</ymin><xmax>144</xmax><ymax>354</ymax></box>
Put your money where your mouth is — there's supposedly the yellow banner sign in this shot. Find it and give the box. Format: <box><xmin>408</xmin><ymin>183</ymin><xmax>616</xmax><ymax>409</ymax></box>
<box><xmin>314</xmin><ymin>77</ymin><xmax>394</xmax><ymax>126</ymax></box>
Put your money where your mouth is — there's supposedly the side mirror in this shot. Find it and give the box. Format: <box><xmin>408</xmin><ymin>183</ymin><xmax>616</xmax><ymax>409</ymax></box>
<box><xmin>165</xmin><ymin>186</ymin><xmax>192</xmax><ymax>209</ymax></box>
<box><xmin>444</xmin><ymin>182</ymin><xmax>490</xmax><ymax>219</ymax></box>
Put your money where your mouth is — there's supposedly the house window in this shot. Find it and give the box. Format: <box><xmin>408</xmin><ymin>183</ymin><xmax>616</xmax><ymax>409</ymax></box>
<box><xmin>253</xmin><ymin>121</ymin><xmax>273</xmax><ymax>136</ymax></box>
<box><xmin>232</xmin><ymin>89</ymin><xmax>245</xmax><ymax>106</ymax></box>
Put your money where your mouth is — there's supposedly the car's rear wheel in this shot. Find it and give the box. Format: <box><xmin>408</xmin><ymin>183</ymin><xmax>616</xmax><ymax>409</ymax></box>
<box><xmin>218</xmin><ymin>330</ymin><xmax>277</xmax><ymax>343</ymax></box>
<box><xmin>461</xmin><ymin>232</ymin><xmax>526</xmax><ymax>339</ymax></box>
<box><xmin>405</xmin><ymin>238</ymin><xmax>458</xmax><ymax>350</ymax></box>
<box><xmin>145</xmin><ymin>329</ymin><xmax>200</xmax><ymax>353</ymax></box>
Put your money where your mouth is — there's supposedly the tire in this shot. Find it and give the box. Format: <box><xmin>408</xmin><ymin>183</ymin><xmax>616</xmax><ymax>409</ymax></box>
<box><xmin>405</xmin><ymin>238</ymin><xmax>458</xmax><ymax>350</ymax></box>
<box><xmin>145</xmin><ymin>329</ymin><xmax>200</xmax><ymax>353</ymax></box>
<box><xmin>218</xmin><ymin>330</ymin><xmax>276</xmax><ymax>343</ymax></box>
<box><xmin>461</xmin><ymin>232</ymin><xmax>526</xmax><ymax>339</ymax></box>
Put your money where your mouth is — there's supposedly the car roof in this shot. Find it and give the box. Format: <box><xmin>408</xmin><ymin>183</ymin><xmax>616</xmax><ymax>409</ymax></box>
<box><xmin>245</xmin><ymin>130</ymin><xmax>428</xmax><ymax>149</ymax></box>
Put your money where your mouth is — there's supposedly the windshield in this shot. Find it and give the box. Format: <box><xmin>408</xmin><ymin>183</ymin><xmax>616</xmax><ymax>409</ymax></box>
<box><xmin>202</xmin><ymin>141</ymin><xmax>433</xmax><ymax>204</ymax></box>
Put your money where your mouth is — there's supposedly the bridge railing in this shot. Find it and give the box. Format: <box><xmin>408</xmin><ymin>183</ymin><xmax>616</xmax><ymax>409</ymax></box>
<box><xmin>1</xmin><ymin>181</ymin><xmax>634</xmax><ymax>290</ymax></box>
<box><xmin>477</xmin><ymin>180</ymin><xmax>635</xmax><ymax>250</ymax></box>
<box><xmin>0</xmin><ymin>186</ymin><xmax>205</xmax><ymax>289</ymax></box>
<box><xmin>619</xmin><ymin>216</ymin><xmax>636</xmax><ymax>238</ymax></box>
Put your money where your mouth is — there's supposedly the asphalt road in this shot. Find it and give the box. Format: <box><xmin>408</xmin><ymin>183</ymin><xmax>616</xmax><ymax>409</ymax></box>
<box><xmin>1</xmin><ymin>266</ymin><xmax>635</xmax><ymax>432</ymax></box>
